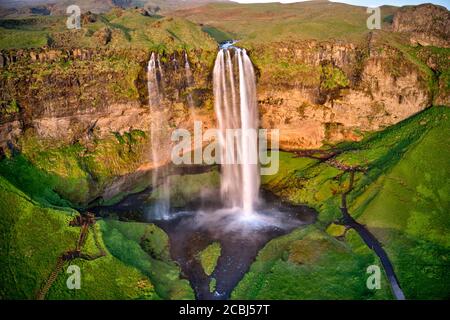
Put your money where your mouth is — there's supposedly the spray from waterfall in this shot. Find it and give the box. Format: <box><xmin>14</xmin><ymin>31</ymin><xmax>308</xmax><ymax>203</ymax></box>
<box><xmin>213</xmin><ymin>47</ymin><xmax>260</xmax><ymax>214</ymax></box>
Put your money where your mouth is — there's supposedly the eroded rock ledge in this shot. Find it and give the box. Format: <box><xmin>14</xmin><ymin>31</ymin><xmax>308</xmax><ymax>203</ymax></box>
<box><xmin>0</xmin><ymin>36</ymin><xmax>447</xmax><ymax>205</ymax></box>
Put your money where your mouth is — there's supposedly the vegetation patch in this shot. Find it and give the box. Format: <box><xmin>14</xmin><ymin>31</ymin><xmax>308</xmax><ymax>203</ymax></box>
<box><xmin>197</xmin><ymin>242</ymin><xmax>222</xmax><ymax>276</ymax></box>
<box><xmin>257</xmin><ymin>106</ymin><xmax>450</xmax><ymax>299</ymax></box>
<box><xmin>100</xmin><ymin>219</ymin><xmax>194</xmax><ymax>300</ymax></box>
<box><xmin>232</xmin><ymin>226</ymin><xmax>391</xmax><ymax>299</ymax></box>
<box><xmin>0</xmin><ymin>176</ymin><xmax>159</xmax><ymax>300</ymax></box>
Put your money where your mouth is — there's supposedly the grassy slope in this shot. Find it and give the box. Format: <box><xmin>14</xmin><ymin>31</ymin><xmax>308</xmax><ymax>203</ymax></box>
<box><xmin>0</xmin><ymin>175</ymin><xmax>160</xmax><ymax>300</ymax></box>
<box><xmin>0</xmin><ymin>9</ymin><xmax>217</xmax><ymax>51</ymax></box>
<box><xmin>232</xmin><ymin>225</ymin><xmax>392</xmax><ymax>299</ymax></box>
<box><xmin>233</xmin><ymin>106</ymin><xmax>449</xmax><ymax>299</ymax></box>
<box><xmin>351</xmin><ymin>111</ymin><xmax>450</xmax><ymax>299</ymax></box>
<box><xmin>99</xmin><ymin>219</ymin><xmax>194</xmax><ymax>300</ymax></box>
<box><xmin>173</xmin><ymin>2</ymin><xmax>398</xmax><ymax>44</ymax></box>
<box><xmin>0</xmin><ymin>130</ymin><xmax>149</xmax><ymax>208</ymax></box>
<box><xmin>0</xmin><ymin>171</ymin><xmax>195</xmax><ymax>299</ymax></box>
<box><xmin>0</xmin><ymin>16</ymin><xmax>60</xmax><ymax>48</ymax></box>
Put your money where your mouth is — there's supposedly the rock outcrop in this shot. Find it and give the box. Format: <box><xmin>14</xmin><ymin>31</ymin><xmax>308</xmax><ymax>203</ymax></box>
<box><xmin>254</xmin><ymin>40</ymin><xmax>432</xmax><ymax>149</ymax></box>
<box><xmin>392</xmin><ymin>4</ymin><xmax>450</xmax><ymax>48</ymax></box>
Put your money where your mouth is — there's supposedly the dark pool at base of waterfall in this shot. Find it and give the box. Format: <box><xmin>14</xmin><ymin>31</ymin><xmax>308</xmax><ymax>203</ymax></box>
<box><xmin>92</xmin><ymin>190</ymin><xmax>317</xmax><ymax>300</ymax></box>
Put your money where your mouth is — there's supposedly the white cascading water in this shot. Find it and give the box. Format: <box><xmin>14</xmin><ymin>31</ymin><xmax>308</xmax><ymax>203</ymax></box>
<box><xmin>213</xmin><ymin>47</ymin><xmax>260</xmax><ymax>214</ymax></box>
<box><xmin>148</xmin><ymin>52</ymin><xmax>170</xmax><ymax>220</ymax></box>
<box><xmin>184</xmin><ymin>52</ymin><xmax>195</xmax><ymax>108</ymax></box>
<box><xmin>147</xmin><ymin>53</ymin><xmax>160</xmax><ymax>106</ymax></box>
<box><xmin>148</xmin><ymin>48</ymin><xmax>260</xmax><ymax>219</ymax></box>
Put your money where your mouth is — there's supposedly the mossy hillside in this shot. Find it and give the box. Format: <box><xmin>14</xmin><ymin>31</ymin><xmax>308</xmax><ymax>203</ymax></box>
<box><xmin>258</xmin><ymin>106</ymin><xmax>449</xmax><ymax>299</ymax></box>
<box><xmin>100</xmin><ymin>219</ymin><xmax>194</xmax><ymax>300</ymax></box>
<box><xmin>0</xmin><ymin>176</ymin><xmax>159</xmax><ymax>300</ymax></box>
<box><xmin>348</xmin><ymin>109</ymin><xmax>450</xmax><ymax>299</ymax></box>
<box><xmin>247</xmin><ymin>42</ymin><xmax>321</xmax><ymax>89</ymax></box>
<box><xmin>262</xmin><ymin>152</ymin><xmax>340</xmax><ymax>226</ymax></box>
<box><xmin>0</xmin><ymin>154</ymin><xmax>74</xmax><ymax>209</ymax></box>
<box><xmin>232</xmin><ymin>226</ymin><xmax>392</xmax><ymax>300</ymax></box>
<box><xmin>197</xmin><ymin>242</ymin><xmax>221</xmax><ymax>277</ymax></box>
<box><xmin>262</xmin><ymin>107</ymin><xmax>447</xmax><ymax>226</ymax></box>
<box><xmin>175</xmin><ymin>2</ymin><xmax>398</xmax><ymax>45</ymax></box>
<box><xmin>0</xmin><ymin>9</ymin><xmax>217</xmax><ymax>52</ymax></box>
<box><xmin>0</xmin><ymin>16</ymin><xmax>61</xmax><ymax>49</ymax></box>
<box><xmin>0</xmin><ymin>129</ymin><xmax>149</xmax><ymax>208</ymax></box>
<box><xmin>201</xmin><ymin>25</ymin><xmax>234</xmax><ymax>44</ymax></box>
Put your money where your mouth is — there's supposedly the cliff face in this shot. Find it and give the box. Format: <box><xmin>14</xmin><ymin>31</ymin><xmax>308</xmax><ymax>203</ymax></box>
<box><xmin>0</xmin><ymin>47</ymin><xmax>216</xmax><ymax>148</ymax></box>
<box><xmin>253</xmin><ymin>39</ymin><xmax>432</xmax><ymax>149</ymax></box>
<box><xmin>0</xmin><ymin>33</ymin><xmax>446</xmax><ymax>205</ymax></box>
<box><xmin>392</xmin><ymin>4</ymin><xmax>450</xmax><ymax>48</ymax></box>
<box><xmin>0</xmin><ymin>47</ymin><xmax>216</xmax><ymax>205</ymax></box>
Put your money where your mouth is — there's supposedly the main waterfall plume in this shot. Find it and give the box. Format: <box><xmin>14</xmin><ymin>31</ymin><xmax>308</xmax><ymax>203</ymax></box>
<box><xmin>213</xmin><ymin>47</ymin><xmax>260</xmax><ymax>214</ymax></box>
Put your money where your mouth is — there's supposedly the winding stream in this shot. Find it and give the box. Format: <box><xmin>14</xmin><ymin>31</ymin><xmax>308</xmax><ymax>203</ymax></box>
<box><xmin>341</xmin><ymin>171</ymin><xmax>406</xmax><ymax>300</ymax></box>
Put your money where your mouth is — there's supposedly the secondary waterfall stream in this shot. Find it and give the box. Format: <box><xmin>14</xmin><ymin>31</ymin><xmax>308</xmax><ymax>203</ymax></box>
<box><xmin>148</xmin><ymin>52</ymin><xmax>170</xmax><ymax>220</ymax></box>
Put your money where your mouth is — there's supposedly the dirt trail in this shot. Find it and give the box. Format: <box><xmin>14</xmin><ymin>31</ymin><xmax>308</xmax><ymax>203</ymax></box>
<box><xmin>36</xmin><ymin>213</ymin><xmax>106</xmax><ymax>300</ymax></box>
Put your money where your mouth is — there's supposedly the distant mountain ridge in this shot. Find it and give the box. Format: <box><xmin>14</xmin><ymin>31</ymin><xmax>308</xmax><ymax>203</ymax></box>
<box><xmin>0</xmin><ymin>0</ymin><xmax>230</xmax><ymax>17</ymax></box>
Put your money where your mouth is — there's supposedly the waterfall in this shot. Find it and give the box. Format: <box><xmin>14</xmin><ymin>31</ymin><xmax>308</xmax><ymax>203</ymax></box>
<box><xmin>185</xmin><ymin>52</ymin><xmax>195</xmax><ymax>108</ymax></box>
<box><xmin>147</xmin><ymin>53</ymin><xmax>160</xmax><ymax>106</ymax></box>
<box><xmin>213</xmin><ymin>47</ymin><xmax>260</xmax><ymax>214</ymax></box>
<box><xmin>157</xmin><ymin>54</ymin><xmax>165</xmax><ymax>95</ymax></box>
<box><xmin>148</xmin><ymin>52</ymin><xmax>170</xmax><ymax>220</ymax></box>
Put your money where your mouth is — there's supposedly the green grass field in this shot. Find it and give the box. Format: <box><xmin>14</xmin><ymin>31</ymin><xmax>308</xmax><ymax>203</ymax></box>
<box><xmin>0</xmin><ymin>8</ymin><xmax>217</xmax><ymax>51</ymax></box>
<box><xmin>251</xmin><ymin>106</ymin><xmax>450</xmax><ymax>299</ymax></box>
<box><xmin>0</xmin><ymin>175</ymin><xmax>160</xmax><ymax>300</ymax></box>
<box><xmin>232</xmin><ymin>225</ymin><xmax>392</xmax><ymax>299</ymax></box>
<box><xmin>173</xmin><ymin>2</ymin><xmax>399</xmax><ymax>44</ymax></box>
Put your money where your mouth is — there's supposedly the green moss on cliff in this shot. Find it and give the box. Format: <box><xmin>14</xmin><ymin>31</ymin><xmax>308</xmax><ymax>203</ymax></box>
<box><xmin>0</xmin><ymin>176</ymin><xmax>160</xmax><ymax>300</ymax></box>
<box><xmin>0</xmin><ymin>128</ymin><xmax>150</xmax><ymax>208</ymax></box>
<box><xmin>320</xmin><ymin>63</ymin><xmax>350</xmax><ymax>90</ymax></box>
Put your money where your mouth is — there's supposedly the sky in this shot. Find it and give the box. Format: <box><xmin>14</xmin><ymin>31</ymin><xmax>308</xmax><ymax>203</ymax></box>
<box><xmin>231</xmin><ymin>0</ymin><xmax>450</xmax><ymax>10</ymax></box>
